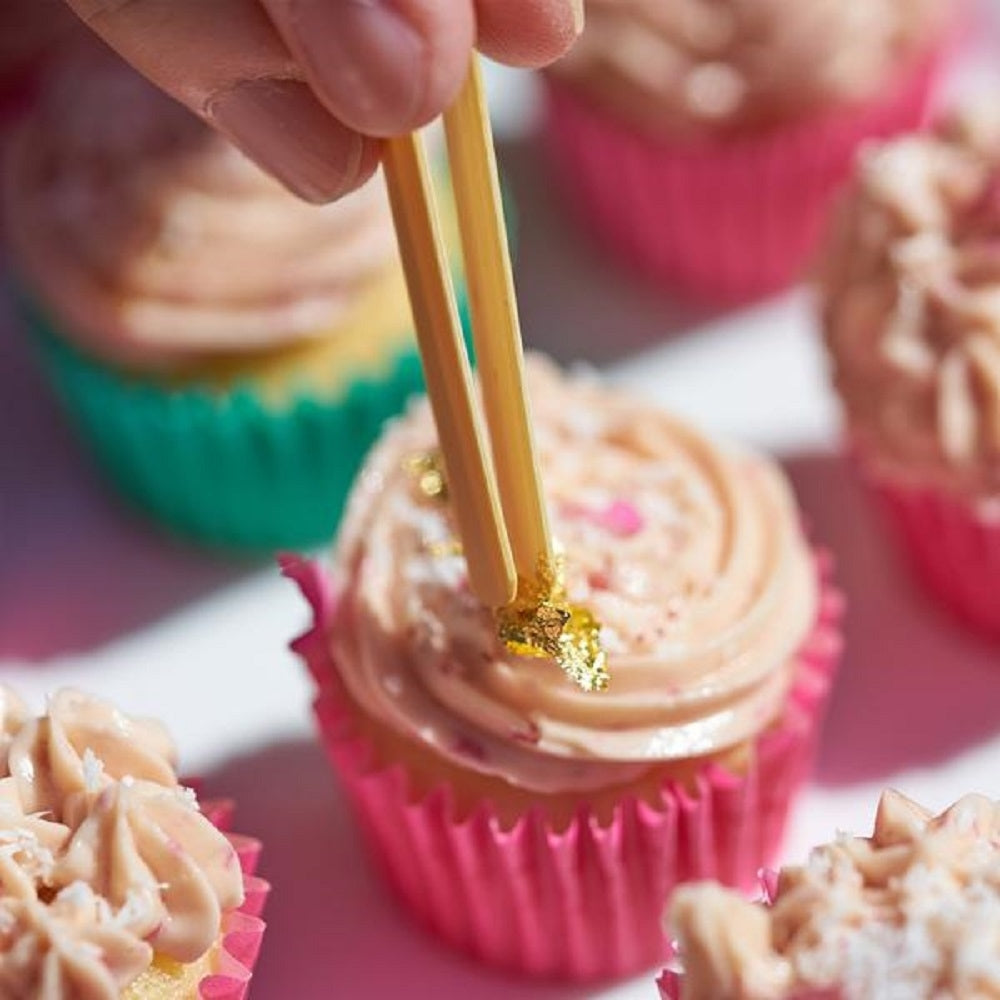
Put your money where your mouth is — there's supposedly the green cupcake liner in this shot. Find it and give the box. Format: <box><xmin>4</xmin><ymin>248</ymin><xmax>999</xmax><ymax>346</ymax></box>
<box><xmin>21</xmin><ymin>290</ymin><xmax>472</xmax><ymax>553</ymax></box>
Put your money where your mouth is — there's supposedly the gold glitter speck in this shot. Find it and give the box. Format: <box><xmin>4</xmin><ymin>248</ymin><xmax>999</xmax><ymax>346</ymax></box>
<box><xmin>405</xmin><ymin>450</ymin><xmax>448</xmax><ymax>501</ymax></box>
<box><xmin>427</xmin><ymin>538</ymin><xmax>463</xmax><ymax>558</ymax></box>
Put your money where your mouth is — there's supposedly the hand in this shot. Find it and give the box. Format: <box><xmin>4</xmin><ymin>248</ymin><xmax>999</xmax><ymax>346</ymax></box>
<box><xmin>64</xmin><ymin>0</ymin><xmax>584</xmax><ymax>202</ymax></box>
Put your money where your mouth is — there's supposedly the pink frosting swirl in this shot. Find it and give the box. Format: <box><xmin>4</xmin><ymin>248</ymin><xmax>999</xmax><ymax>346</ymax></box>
<box><xmin>549</xmin><ymin>0</ymin><xmax>947</xmax><ymax>136</ymax></box>
<box><xmin>0</xmin><ymin>687</ymin><xmax>28</xmax><ymax>775</ymax></box>
<box><xmin>331</xmin><ymin>361</ymin><xmax>817</xmax><ymax>794</ymax></box>
<box><xmin>0</xmin><ymin>778</ymin><xmax>69</xmax><ymax>901</ymax></box>
<box><xmin>0</xmin><ymin>885</ymin><xmax>153</xmax><ymax>999</ymax></box>
<box><xmin>821</xmin><ymin>108</ymin><xmax>1000</xmax><ymax>498</ymax></box>
<box><xmin>8</xmin><ymin>689</ymin><xmax>177</xmax><ymax>816</ymax></box>
<box><xmin>55</xmin><ymin>780</ymin><xmax>243</xmax><ymax>963</ymax></box>
<box><xmin>669</xmin><ymin>790</ymin><xmax>1000</xmax><ymax>999</ymax></box>
<box><xmin>3</xmin><ymin>52</ymin><xmax>397</xmax><ymax>370</ymax></box>
<box><xmin>0</xmin><ymin>686</ymin><xmax>245</xmax><ymax>997</ymax></box>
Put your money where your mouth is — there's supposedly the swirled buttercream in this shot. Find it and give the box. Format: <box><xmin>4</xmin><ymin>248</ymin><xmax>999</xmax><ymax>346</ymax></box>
<box><xmin>8</xmin><ymin>689</ymin><xmax>176</xmax><ymax>816</ymax></box>
<box><xmin>3</xmin><ymin>52</ymin><xmax>397</xmax><ymax>370</ymax></box>
<box><xmin>0</xmin><ymin>688</ymin><xmax>245</xmax><ymax>997</ymax></box>
<box><xmin>331</xmin><ymin>360</ymin><xmax>817</xmax><ymax>794</ymax></box>
<box><xmin>55</xmin><ymin>780</ymin><xmax>243</xmax><ymax>963</ymax></box>
<box><xmin>0</xmin><ymin>688</ymin><xmax>28</xmax><ymax>778</ymax></box>
<box><xmin>0</xmin><ymin>777</ymin><xmax>69</xmax><ymax>902</ymax></box>
<box><xmin>549</xmin><ymin>0</ymin><xmax>947</xmax><ymax>137</ymax></box>
<box><xmin>669</xmin><ymin>789</ymin><xmax>1000</xmax><ymax>999</ymax></box>
<box><xmin>0</xmin><ymin>884</ymin><xmax>153</xmax><ymax>1000</ymax></box>
<box><xmin>821</xmin><ymin>108</ymin><xmax>1000</xmax><ymax>498</ymax></box>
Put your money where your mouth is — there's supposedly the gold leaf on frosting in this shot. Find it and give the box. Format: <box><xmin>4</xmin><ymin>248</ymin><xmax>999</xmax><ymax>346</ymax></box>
<box><xmin>406</xmin><ymin>450</ymin><xmax>609</xmax><ymax>692</ymax></box>
<box><xmin>497</xmin><ymin>555</ymin><xmax>609</xmax><ymax>693</ymax></box>
<box><xmin>498</xmin><ymin>600</ymin><xmax>570</xmax><ymax>661</ymax></box>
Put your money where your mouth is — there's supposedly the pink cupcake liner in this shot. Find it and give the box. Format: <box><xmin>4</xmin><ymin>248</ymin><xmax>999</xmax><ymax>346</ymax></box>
<box><xmin>543</xmin><ymin>47</ymin><xmax>945</xmax><ymax>304</ymax></box>
<box><xmin>198</xmin><ymin>800</ymin><xmax>270</xmax><ymax>1000</ymax></box>
<box><xmin>871</xmin><ymin>476</ymin><xmax>1000</xmax><ymax>637</ymax></box>
<box><xmin>283</xmin><ymin>552</ymin><xmax>843</xmax><ymax>982</ymax></box>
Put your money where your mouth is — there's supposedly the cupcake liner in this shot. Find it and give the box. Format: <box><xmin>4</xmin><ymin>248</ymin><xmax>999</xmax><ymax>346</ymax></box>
<box><xmin>19</xmin><ymin>289</ymin><xmax>469</xmax><ymax>553</ymax></box>
<box><xmin>282</xmin><ymin>552</ymin><xmax>843</xmax><ymax>982</ymax></box>
<box><xmin>199</xmin><ymin>801</ymin><xmax>270</xmax><ymax>1000</ymax></box>
<box><xmin>544</xmin><ymin>47</ymin><xmax>945</xmax><ymax>304</ymax></box>
<box><xmin>868</xmin><ymin>474</ymin><xmax>1000</xmax><ymax>637</ymax></box>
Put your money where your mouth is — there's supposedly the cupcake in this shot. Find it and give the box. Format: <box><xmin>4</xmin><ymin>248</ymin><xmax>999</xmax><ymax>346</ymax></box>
<box><xmin>0</xmin><ymin>685</ymin><xmax>267</xmax><ymax>997</ymax></box>
<box><xmin>821</xmin><ymin>108</ymin><xmax>1000</xmax><ymax>635</ymax></box>
<box><xmin>3</xmin><ymin>54</ymin><xmax>466</xmax><ymax>552</ymax></box>
<box><xmin>661</xmin><ymin>788</ymin><xmax>999</xmax><ymax>999</ymax></box>
<box><xmin>285</xmin><ymin>359</ymin><xmax>843</xmax><ymax>981</ymax></box>
<box><xmin>544</xmin><ymin>0</ymin><xmax>955</xmax><ymax>303</ymax></box>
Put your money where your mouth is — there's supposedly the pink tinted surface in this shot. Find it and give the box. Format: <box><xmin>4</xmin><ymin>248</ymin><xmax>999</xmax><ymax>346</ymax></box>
<box><xmin>3</xmin><ymin>13</ymin><xmax>1000</xmax><ymax>996</ymax></box>
<box><xmin>0</xmin><ymin>290</ymin><xmax>250</xmax><ymax>660</ymax></box>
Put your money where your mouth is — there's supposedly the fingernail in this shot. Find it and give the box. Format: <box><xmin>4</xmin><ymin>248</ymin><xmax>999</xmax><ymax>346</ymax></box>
<box><xmin>570</xmin><ymin>0</ymin><xmax>585</xmax><ymax>34</ymax></box>
<box><xmin>207</xmin><ymin>78</ymin><xmax>365</xmax><ymax>202</ymax></box>
<box><xmin>288</xmin><ymin>0</ymin><xmax>425</xmax><ymax>135</ymax></box>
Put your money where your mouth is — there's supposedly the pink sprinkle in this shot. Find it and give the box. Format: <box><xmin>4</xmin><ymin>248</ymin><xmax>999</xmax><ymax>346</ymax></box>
<box><xmin>594</xmin><ymin>500</ymin><xmax>643</xmax><ymax>537</ymax></box>
<box><xmin>452</xmin><ymin>735</ymin><xmax>486</xmax><ymax>761</ymax></box>
<box><xmin>508</xmin><ymin>721</ymin><xmax>541</xmax><ymax>745</ymax></box>
<box><xmin>561</xmin><ymin>499</ymin><xmax>644</xmax><ymax>537</ymax></box>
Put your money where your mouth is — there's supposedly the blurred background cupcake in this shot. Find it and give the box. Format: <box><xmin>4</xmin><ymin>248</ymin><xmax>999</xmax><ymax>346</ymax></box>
<box><xmin>821</xmin><ymin>107</ymin><xmax>1000</xmax><ymax>636</ymax></box>
<box><xmin>287</xmin><ymin>359</ymin><xmax>843</xmax><ymax>982</ymax></box>
<box><xmin>544</xmin><ymin>0</ymin><xmax>958</xmax><ymax>304</ymax></box>
<box><xmin>3</xmin><ymin>51</ymin><xmax>467</xmax><ymax>554</ymax></box>
<box><xmin>660</xmin><ymin>789</ymin><xmax>998</xmax><ymax>999</ymax></box>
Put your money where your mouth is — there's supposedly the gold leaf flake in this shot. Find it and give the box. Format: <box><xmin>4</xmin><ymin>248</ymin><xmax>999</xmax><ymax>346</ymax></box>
<box><xmin>496</xmin><ymin>555</ymin><xmax>609</xmax><ymax>693</ymax></box>
<box><xmin>404</xmin><ymin>450</ymin><xmax>448</xmax><ymax>501</ymax></box>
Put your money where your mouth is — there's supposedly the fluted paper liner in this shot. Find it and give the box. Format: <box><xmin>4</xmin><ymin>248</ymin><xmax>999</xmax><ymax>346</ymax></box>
<box><xmin>197</xmin><ymin>800</ymin><xmax>270</xmax><ymax>1000</ymax></box>
<box><xmin>284</xmin><ymin>552</ymin><xmax>843</xmax><ymax>982</ymax></box>
<box><xmin>869</xmin><ymin>474</ymin><xmax>1000</xmax><ymax>637</ymax></box>
<box><xmin>544</xmin><ymin>48</ymin><xmax>945</xmax><ymax>304</ymax></box>
<box><xmin>21</xmin><ymin>291</ymin><xmax>462</xmax><ymax>553</ymax></box>
<box><xmin>12</xmin><ymin>169</ymin><xmax>515</xmax><ymax>551</ymax></box>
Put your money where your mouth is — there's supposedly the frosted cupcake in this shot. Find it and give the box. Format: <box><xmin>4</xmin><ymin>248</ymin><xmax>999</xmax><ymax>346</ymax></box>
<box><xmin>286</xmin><ymin>359</ymin><xmax>843</xmax><ymax>981</ymax></box>
<box><xmin>545</xmin><ymin>0</ymin><xmax>955</xmax><ymax>303</ymax></box>
<box><xmin>4</xmin><ymin>54</ymin><xmax>464</xmax><ymax>551</ymax></box>
<box><xmin>661</xmin><ymin>789</ymin><xmax>999</xmax><ymax>999</ymax></box>
<box><xmin>0</xmin><ymin>686</ymin><xmax>267</xmax><ymax>997</ymax></box>
<box><xmin>821</xmin><ymin>109</ymin><xmax>1000</xmax><ymax>635</ymax></box>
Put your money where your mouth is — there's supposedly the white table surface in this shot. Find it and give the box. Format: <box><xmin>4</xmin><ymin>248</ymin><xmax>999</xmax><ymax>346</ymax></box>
<box><xmin>3</xmin><ymin>22</ymin><xmax>1000</xmax><ymax>1000</ymax></box>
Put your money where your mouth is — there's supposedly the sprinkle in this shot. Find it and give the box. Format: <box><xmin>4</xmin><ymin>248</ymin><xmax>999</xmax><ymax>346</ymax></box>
<box><xmin>427</xmin><ymin>538</ymin><xmax>463</xmax><ymax>558</ymax></box>
<box><xmin>595</xmin><ymin>500</ymin><xmax>644</xmax><ymax>537</ymax></box>
<box><xmin>114</xmin><ymin>889</ymin><xmax>153</xmax><ymax>930</ymax></box>
<box><xmin>451</xmin><ymin>735</ymin><xmax>487</xmax><ymax>761</ymax></box>
<box><xmin>562</xmin><ymin>499</ymin><xmax>644</xmax><ymax>537</ymax></box>
<box><xmin>81</xmin><ymin>749</ymin><xmax>105</xmax><ymax>793</ymax></box>
<box><xmin>178</xmin><ymin>785</ymin><xmax>199</xmax><ymax>809</ymax></box>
